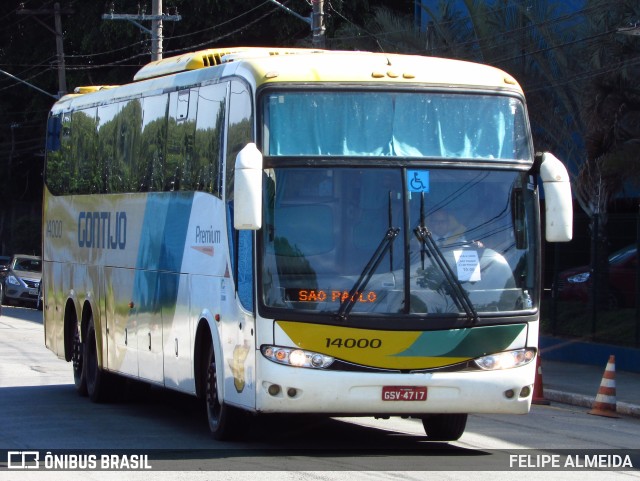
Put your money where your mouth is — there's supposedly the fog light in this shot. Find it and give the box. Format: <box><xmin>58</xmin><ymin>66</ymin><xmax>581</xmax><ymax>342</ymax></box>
<box><xmin>520</xmin><ymin>386</ymin><xmax>532</xmax><ymax>398</ymax></box>
<box><xmin>287</xmin><ymin>388</ymin><xmax>297</xmax><ymax>398</ymax></box>
<box><xmin>268</xmin><ymin>384</ymin><xmax>281</xmax><ymax>396</ymax></box>
<box><xmin>504</xmin><ymin>389</ymin><xmax>515</xmax><ymax>399</ymax></box>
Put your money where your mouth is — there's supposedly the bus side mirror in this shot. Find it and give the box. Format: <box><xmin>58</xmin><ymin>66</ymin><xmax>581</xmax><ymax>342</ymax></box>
<box><xmin>539</xmin><ymin>152</ymin><xmax>573</xmax><ymax>242</ymax></box>
<box><xmin>234</xmin><ymin>143</ymin><xmax>263</xmax><ymax>230</ymax></box>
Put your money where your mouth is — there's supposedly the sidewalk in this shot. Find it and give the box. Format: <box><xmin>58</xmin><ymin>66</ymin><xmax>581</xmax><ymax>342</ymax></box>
<box><xmin>540</xmin><ymin>359</ymin><xmax>640</xmax><ymax>418</ymax></box>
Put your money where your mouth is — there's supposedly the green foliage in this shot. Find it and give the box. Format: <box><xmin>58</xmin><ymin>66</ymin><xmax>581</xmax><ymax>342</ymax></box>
<box><xmin>2</xmin><ymin>0</ymin><xmax>639</xmax><ymax>258</ymax></box>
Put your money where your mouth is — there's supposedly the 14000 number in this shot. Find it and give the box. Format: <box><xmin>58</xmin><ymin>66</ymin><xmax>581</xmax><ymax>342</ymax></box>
<box><xmin>325</xmin><ymin>338</ymin><xmax>382</xmax><ymax>349</ymax></box>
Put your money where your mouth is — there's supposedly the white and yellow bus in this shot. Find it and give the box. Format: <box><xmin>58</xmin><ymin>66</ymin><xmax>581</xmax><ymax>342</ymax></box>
<box><xmin>43</xmin><ymin>47</ymin><xmax>572</xmax><ymax>441</ymax></box>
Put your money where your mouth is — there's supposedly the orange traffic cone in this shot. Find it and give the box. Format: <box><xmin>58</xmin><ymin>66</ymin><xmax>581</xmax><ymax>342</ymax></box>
<box><xmin>588</xmin><ymin>355</ymin><xmax>619</xmax><ymax>418</ymax></box>
<box><xmin>532</xmin><ymin>353</ymin><xmax>549</xmax><ymax>405</ymax></box>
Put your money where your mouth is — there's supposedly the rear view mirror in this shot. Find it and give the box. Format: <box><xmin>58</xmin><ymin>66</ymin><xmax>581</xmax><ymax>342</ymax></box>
<box><xmin>539</xmin><ymin>152</ymin><xmax>573</xmax><ymax>242</ymax></box>
<box><xmin>234</xmin><ymin>143</ymin><xmax>263</xmax><ymax>230</ymax></box>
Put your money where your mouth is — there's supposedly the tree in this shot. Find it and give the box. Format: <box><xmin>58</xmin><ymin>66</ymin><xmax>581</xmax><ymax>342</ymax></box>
<box><xmin>572</xmin><ymin>0</ymin><xmax>640</xmax><ymax>309</ymax></box>
<box><xmin>331</xmin><ymin>0</ymin><xmax>640</xmax><ymax>311</ymax></box>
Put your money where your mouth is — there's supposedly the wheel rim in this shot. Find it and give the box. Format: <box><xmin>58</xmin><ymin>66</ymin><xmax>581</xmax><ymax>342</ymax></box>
<box><xmin>72</xmin><ymin>325</ymin><xmax>83</xmax><ymax>376</ymax></box>
<box><xmin>206</xmin><ymin>354</ymin><xmax>222</xmax><ymax>430</ymax></box>
<box><xmin>85</xmin><ymin>326</ymin><xmax>97</xmax><ymax>392</ymax></box>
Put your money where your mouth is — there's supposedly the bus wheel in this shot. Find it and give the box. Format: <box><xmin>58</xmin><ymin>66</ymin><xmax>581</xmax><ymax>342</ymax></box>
<box><xmin>205</xmin><ymin>345</ymin><xmax>239</xmax><ymax>440</ymax></box>
<box><xmin>72</xmin><ymin>321</ymin><xmax>87</xmax><ymax>396</ymax></box>
<box><xmin>84</xmin><ymin>315</ymin><xmax>106</xmax><ymax>403</ymax></box>
<box><xmin>36</xmin><ymin>283</ymin><xmax>43</xmax><ymax>311</ymax></box>
<box><xmin>421</xmin><ymin>414</ymin><xmax>468</xmax><ymax>441</ymax></box>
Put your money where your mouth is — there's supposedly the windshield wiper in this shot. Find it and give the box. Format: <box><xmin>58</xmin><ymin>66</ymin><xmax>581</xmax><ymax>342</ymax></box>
<box><xmin>336</xmin><ymin>226</ymin><xmax>400</xmax><ymax>322</ymax></box>
<box><xmin>414</xmin><ymin>193</ymin><xmax>478</xmax><ymax>324</ymax></box>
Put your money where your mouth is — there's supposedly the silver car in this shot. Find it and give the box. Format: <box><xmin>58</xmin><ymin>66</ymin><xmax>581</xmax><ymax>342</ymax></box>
<box><xmin>0</xmin><ymin>255</ymin><xmax>42</xmax><ymax>308</ymax></box>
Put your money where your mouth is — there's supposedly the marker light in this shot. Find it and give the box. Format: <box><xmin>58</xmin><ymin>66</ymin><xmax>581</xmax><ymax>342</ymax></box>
<box><xmin>474</xmin><ymin>348</ymin><xmax>536</xmax><ymax>371</ymax></box>
<box><xmin>261</xmin><ymin>345</ymin><xmax>334</xmax><ymax>369</ymax></box>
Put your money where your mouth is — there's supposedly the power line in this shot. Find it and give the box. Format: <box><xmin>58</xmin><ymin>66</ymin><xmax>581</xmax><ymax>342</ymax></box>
<box><xmin>102</xmin><ymin>0</ymin><xmax>182</xmax><ymax>61</ymax></box>
<box><xmin>16</xmin><ymin>2</ymin><xmax>72</xmax><ymax>96</ymax></box>
<box><xmin>63</xmin><ymin>1</ymin><xmax>272</xmax><ymax>63</ymax></box>
<box><xmin>0</xmin><ymin>67</ymin><xmax>57</xmax><ymax>98</ymax></box>
<box><xmin>526</xmin><ymin>55</ymin><xmax>640</xmax><ymax>93</ymax></box>
<box><xmin>329</xmin><ymin>1</ymin><xmax>638</xmax><ymax>93</ymax></box>
<box><xmin>64</xmin><ymin>3</ymin><xmax>284</xmax><ymax>70</ymax></box>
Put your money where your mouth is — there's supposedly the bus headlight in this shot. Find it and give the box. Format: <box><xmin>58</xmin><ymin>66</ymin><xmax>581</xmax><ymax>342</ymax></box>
<box><xmin>473</xmin><ymin>348</ymin><xmax>536</xmax><ymax>370</ymax></box>
<box><xmin>261</xmin><ymin>345</ymin><xmax>334</xmax><ymax>369</ymax></box>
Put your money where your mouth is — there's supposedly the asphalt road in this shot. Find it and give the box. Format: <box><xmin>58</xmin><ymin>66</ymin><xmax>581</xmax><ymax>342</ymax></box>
<box><xmin>1</xmin><ymin>305</ymin><xmax>639</xmax><ymax>480</ymax></box>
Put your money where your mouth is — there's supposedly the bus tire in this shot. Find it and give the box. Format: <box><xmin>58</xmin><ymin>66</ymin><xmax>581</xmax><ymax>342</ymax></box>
<box><xmin>421</xmin><ymin>413</ymin><xmax>468</xmax><ymax>441</ymax></box>
<box><xmin>205</xmin><ymin>343</ymin><xmax>240</xmax><ymax>440</ymax></box>
<box><xmin>36</xmin><ymin>283</ymin><xmax>43</xmax><ymax>311</ymax></box>
<box><xmin>72</xmin><ymin>320</ymin><xmax>87</xmax><ymax>396</ymax></box>
<box><xmin>84</xmin><ymin>315</ymin><xmax>107</xmax><ymax>403</ymax></box>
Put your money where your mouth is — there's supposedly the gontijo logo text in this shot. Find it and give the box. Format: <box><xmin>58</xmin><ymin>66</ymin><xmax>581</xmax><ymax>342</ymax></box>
<box><xmin>78</xmin><ymin>211</ymin><xmax>127</xmax><ymax>250</ymax></box>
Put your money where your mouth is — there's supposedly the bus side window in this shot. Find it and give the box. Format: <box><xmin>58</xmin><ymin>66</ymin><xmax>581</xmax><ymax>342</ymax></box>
<box><xmin>140</xmin><ymin>95</ymin><xmax>168</xmax><ymax>192</ymax></box>
<box><xmin>45</xmin><ymin>114</ymin><xmax>71</xmax><ymax>195</ymax></box>
<box><xmin>167</xmin><ymin>89</ymin><xmax>197</xmax><ymax>192</ymax></box>
<box><xmin>225</xmin><ymin>79</ymin><xmax>254</xmax><ymax>312</ymax></box>
<box><xmin>194</xmin><ymin>84</ymin><xmax>226</xmax><ymax>196</ymax></box>
<box><xmin>72</xmin><ymin>107</ymin><xmax>100</xmax><ymax>194</ymax></box>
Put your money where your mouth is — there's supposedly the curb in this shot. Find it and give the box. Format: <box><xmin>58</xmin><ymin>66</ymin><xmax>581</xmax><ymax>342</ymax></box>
<box><xmin>545</xmin><ymin>389</ymin><xmax>640</xmax><ymax>419</ymax></box>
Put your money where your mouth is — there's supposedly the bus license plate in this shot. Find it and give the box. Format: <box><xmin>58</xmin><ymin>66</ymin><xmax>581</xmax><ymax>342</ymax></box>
<box><xmin>382</xmin><ymin>386</ymin><xmax>427</xmax><ymax>401</ymax></box>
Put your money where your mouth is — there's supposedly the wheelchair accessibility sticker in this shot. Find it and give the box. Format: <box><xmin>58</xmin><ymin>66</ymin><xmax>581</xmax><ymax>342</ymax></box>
<box><xmin>407</xmin><ymin>170</ymin><xmax>429</xmax><ymax>193</ymax></box>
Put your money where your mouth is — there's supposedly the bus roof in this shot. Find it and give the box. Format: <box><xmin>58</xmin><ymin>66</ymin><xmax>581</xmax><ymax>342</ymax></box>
<box><xmin>134</xmin><ymin>47</ymin><xmax>522</xmax><ymax>92</ymax></box>
<box><xmin>53</xmin><ymin>47</ymin><xmax>523</xmax><ymax>111</ymax></box>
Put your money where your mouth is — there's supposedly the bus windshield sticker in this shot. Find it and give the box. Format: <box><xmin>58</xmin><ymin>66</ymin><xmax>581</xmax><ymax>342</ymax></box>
<box><xmin>453</xmin><ymin>250</ymin><xmax>481</xmax><ymax>282</ymax></box>
<box><xmin>407</xmin><ymin>170</ymin><xmax>429</xmax><ymax>193</ymax></box>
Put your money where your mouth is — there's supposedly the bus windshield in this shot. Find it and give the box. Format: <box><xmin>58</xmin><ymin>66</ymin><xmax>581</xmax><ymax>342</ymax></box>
<box><xmin>263</xmin><ymin>91</ymin><xmax>530</xmax><ymax>160</ymax></box>
<box><xmin>260</xmin><ymin>167</ymin><xmax>538</xmax><ymax>319</ymax></box>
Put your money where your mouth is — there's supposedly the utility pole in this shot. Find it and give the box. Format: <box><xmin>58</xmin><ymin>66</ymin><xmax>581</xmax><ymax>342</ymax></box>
<box><xmin>102</xmin><ymin>0</ymin><xmax>181</xmax><ymax>61</ymax></box>
<box><xmin>53</xmin><ymin>3</ymin><xmax>66</xmax><ymax>95</ymax></box>
<box><xmin>17</xmin><ymin>2</ymin><xmax>73</xmax><ymax>97</ymax></box>
<box><xmin>266</xmin><ymin>0</ymin><xmax>325</xmax><ymax>48</ymax></box>
<box><xmin>311</xmin><ymin>0</ymin><xmax>325</xmax><ymax>48</ymax></box>
<box><xmin>152</xmin><ymin>0</ymin><xmax>163</xmax><ymax>61</ymax></box>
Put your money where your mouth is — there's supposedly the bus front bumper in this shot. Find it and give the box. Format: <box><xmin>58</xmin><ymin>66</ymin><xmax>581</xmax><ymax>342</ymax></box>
<box><xmin>254</xmin><ymin>358</ymin><xmax>535</xmax><ymax>415</ymax></box>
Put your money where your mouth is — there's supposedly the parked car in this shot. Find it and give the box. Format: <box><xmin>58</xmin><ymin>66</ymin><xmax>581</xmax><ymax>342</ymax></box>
<box><xmin>555</xmin><ymin>244</ymin><xmax>637</xmax><ymax>308</ymax></box>
<box><xmin>0</xmin><ymin>256</ymin><xmax>8</xmax><ymax>305</ymax></box>
<box><xmin>0</xmin><ymin>254</ymin><xmax>42</xmax><ymax>308</ymax></box>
